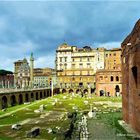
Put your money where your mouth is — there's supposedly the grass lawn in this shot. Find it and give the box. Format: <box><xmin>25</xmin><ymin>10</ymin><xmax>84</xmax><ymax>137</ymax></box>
<box><xmin>0</xmin><ymin>93</ymin><xmax>129</xmax><ymax>140</ymax></box>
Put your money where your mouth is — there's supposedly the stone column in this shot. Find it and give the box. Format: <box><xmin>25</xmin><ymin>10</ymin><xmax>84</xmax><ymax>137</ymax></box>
<box><xmin>8</xmin><ymin>81</ymin><xmax>9</xmax><ymax>89</ymax></box>
<box><xmin>30</xmin><ymin>53</ymin><xmax>34</xmax><ymax>88</ymax></box>
<box><xmin>51</xmin><ymin>80</ymin><xmax>54</xmax><ymax>96</ymax></box>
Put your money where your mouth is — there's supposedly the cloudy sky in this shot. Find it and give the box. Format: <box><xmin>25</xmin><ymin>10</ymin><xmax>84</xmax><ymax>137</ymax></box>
<box><xmin>0</xmin><ymin>1</ymin><xmax>139</xmax><ymax>71</ymax></box>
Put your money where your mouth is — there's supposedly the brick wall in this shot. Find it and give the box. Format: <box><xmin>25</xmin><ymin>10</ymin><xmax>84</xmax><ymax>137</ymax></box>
<box><xmin>122</xmin><ymin>19</ymin><xmax>140</xmax><ymax>134</ymax></box>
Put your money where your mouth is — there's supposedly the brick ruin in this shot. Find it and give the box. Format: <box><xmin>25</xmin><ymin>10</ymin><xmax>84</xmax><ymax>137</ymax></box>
<box><xmin>121</xmin><ymin>19</ymin><xmax>140</xmax><ymax>133</ymax></box>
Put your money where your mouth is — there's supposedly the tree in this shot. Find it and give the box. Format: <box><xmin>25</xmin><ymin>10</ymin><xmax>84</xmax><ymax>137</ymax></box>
<box><xmin>0</xmin><ymin>69</ymin><xmax>13</xmax><ymax>76</ymax></box>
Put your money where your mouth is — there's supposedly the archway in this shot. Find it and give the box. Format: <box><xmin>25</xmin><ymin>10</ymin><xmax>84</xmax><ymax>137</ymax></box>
<box><xmin>116</xmin><ymin>76</ymin><xmax>119</xmax><ymax>81</ymax></box>
<box><xmin>36</xmin><ymin>92</ymin><xmax>39</xmax><ymax>100</ymax></box>
<box><xmin>69</xmin><ymin>89</ymin><xmax>73</xmax><ymax>93</ymax></box>
<box><xmin>40</xmin><ymin>92</ymin><xmax>42</xmax><ymax>99</ymax></box>
<box><xmin>46</xmin><ymin>90</ymin><xmax>49</xmax><ymax>97</ymax></box>
<box><xmin>62</xmin><ymin>89</ymin><xmax>66</xmax><ymax>94</ymax></box>
<box><xmin>132</xmin><ymin>66</ymin><xmax>137</xmax><ymax>86</ymax></box>
<box><xmin>76</xmin><ymin>89</ymin><xmax>80</xmax><ymax>94</ymax></box>
<box><xmin>83</xmin><ymin>89</ymin><xmax>88</xmax><ymax>94</ymax></box>
<box><xmin>91</xmin><ymin>88</ymin><xmax>95</xmax><ymax>93</ymax></box>
<box><xmin>1</xmin><ymin>96</ymin><xmax>8</xmax><ymax>109</ymax></box>
<box><xmin>25</xmin><ymin>93</ymin><xmax>29</xmax><ymax>102</ymax></box>
<box><xmin>31</xmin><ymin>93</ymin><xmax>34</xmax><ymax>101</ymax></box>
<box><xmin>115</xmin><ymin>85</ymin><xmax>120</xmax><ymax>96</ymax></box>
<box><xmin>44</xmin><ymin>91</ymin><xmax>46</xmax><ymax>97</ymax></box>
<box><xmin>100</xmin><ymin>90</ymin><xmax>104</xmax><ymax>96</ymax></box>
<box><xmin>18</xmin><ymin>94</ymin><xmax>23</xmax><ymax>104</ymax></box>
<box><xmin>10</xmin><ymin>95</ymin><xmax>16</xmax><ymax>106</ymax></box>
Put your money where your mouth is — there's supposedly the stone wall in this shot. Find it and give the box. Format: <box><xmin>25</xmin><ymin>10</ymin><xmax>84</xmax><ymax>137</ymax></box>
<box><xmin>96</xmin><ymin>70</ymin><xmax>122</xmax><ymax>96</ymax></box>
<box><xmin>0</xmin><ymin>88</ymin><xmax>60</xmax><ymax>109</ymax></box>
<box><xmin>122</xmin><ymin>19</ymin><xmax>140</xmax><ymax>134</ymax></box>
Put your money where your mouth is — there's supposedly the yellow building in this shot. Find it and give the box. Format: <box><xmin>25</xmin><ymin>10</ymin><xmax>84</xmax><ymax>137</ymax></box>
<box><xmin>96</xmin><ymin>48</ymin><xmax>122</xmax><ymax>96</ymax></box>
<box><xmin>105</xmin><ymin>48</ymin><xmax>121</xmax><ymax>70</ymax></box>
<box><xmin>56</xmin><ymin>43</ymin><xmax>105</xmax><ymax>93</ymax></box>
<box><xmin>33</xmin><ymin>68</ymin><xmax>58</xmax><ymax>88</ymax></box>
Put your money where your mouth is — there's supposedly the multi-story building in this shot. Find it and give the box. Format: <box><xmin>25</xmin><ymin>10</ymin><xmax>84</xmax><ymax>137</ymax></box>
<box><xmin>56</xmin><ymin>43</ymin><xmax>105</xmax><ymax>93</ymax></box>
<box><xmin>14</xmin><ymin>53</ymin><xmax>34</xmax><ymax>88</ymax></box>
<box><xmin>122</xmin><ymin>19</ymin><xmax>140</xmax><ymax>134</ymax></box>
<box><xmin>105</xmin><ymin>48</ymin><xmax>122</xmax><ymax>70</ymax></box>
<box><xmin>96</xmin><ymin>69</ymin><xmax>122</xmax><ymax>96</ymax></box>
<box><xmin>0</xmin><ymin>70</ymin><xmax>14</xmax><ymax>88</ymax></box>
<box><xmin>56</xmin><ymin>43</ymin><xmax>122</xmax><ymax>95</ymax></box>
<box><xmin>96</xmin><ymin>48</ymin><xmax>122</xmax><ymax>96</ymax></box>
<box><xmin>33</xmin><ymin>68</ymin><xmax>58</xmax><ymax>88</ymax></box>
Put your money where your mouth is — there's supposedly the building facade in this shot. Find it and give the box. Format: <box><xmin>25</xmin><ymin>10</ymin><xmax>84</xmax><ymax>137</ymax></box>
<box><xmin>96</xmin><ymin>48</ymin><xmax>122</xmax><ymax>96</ymax></box>
<box><xmin>56</xmin><ymin>43</ymin><xmax>106</xmax><ymax>93</ymax></box>
<box><xmin>56</xmin><ymin>43</ymin><xmax>122</xmax><ymax>95</ymax></box>
<box><xmin>96</xmin><ymin>70</ymin><xmax>122</xmax><ymax>96</ymax></box>
<box><xmin>14</xmin><ymin>53</ymin><xmax>34</xmax><ymax>88</ymax></box>
<box><xmin>105</xmin><ymin>48</ymin><xmax>122</xmax><ymax>70</ymax></box>
<box><xmin>33</xmin><ymin>68</ymin><xmax>58</xmax><ymax>88</ymax></box>
<box><xmin>122</xmin><ymin>19</ymin><xmax>140</xmax><ymax>134</ymax></box>
<box><xmin>17</xmin><ymin>59</ymin><xmax>30</xmax><ymax>88</ymax></box>
<box><xmin>0</xmin><ymin>74</ymin><xmax>14</xmax><ymax>88</ymax></box>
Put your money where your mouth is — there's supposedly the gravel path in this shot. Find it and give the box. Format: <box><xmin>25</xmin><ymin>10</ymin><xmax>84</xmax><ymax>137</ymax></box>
<box><xmin>88</xmin><ymin>118</ymin><xmax>127</xmax><ymax>140</ymax></box>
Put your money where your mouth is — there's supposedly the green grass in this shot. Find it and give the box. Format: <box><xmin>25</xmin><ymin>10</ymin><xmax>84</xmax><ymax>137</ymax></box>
<box><xmin>0</xmin><ymin>93</ymin><xmax>124</xmax><ymax>140</ymax></box>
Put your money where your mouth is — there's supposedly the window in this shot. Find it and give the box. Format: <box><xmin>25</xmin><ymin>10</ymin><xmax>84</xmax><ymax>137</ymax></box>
<box><xmin>114</xmin><ymin>53</ymin><xmax>116</xmax><ymax>56</ymax></box>
<box><xmin>106</xmin><ymin>54</ymin><xmax>108</xmax><ymax>57</ymax></box>
<box><xmin>72</xmin><ymin>58</ymin><xmax>74</xmax><ymax>62</ymax></box>
<box><xmin>60</xmin><ymin>57</ymin><xmax>62</xmax><ymax>62</ymax></box>
<box><xmin>111</xmin><ymin>76</ymin><xmax>114</xmax><ymax>81</ymax></box>
<box><xmin>80</xmin><ymin>57</ymin><xmax>82</xmax><ymax>62</ymax></box>
<box><xmin>100</xmin><ymin>76</ymin><xmax>103</xmax><ymax>80</ymax></box>
<box><xmin>64</xmin><ymin>57</ymin><xmax>67</xmax><ymax>62</ymax></box>
<box><xmin>110</xmin><ymin>54</ymin><xmax>111</xmax><ymax>56</ymax></box>
<box><xmin>87</xmin><ymin>57</ymin><xmax>90</xmax><ymax>61</ymax></box>
<box><xmin>116</xmin><ymin>76</ymin><xmax>119</xmax><ymax>81</ymax></box>
<box><xmin>132</xmin><ymin>66</ymin><xmax>137</xmax><ymax>87</ymax></box>
<box><xmin>60</xmin><ymin>64</ymin><xmax>63</xmax><ymax>70</ymax></box>
<box><xmin>72</xmin><ymin>77</ymin><xmax>75</xmax><ymax>81</ymax></box>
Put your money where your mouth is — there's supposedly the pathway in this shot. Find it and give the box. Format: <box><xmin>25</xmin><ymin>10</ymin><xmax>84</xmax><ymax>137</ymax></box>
<box><xmin>88</xmin><ymin>118</ymin><xmax>127</xmax><ymax>140</ymax></box>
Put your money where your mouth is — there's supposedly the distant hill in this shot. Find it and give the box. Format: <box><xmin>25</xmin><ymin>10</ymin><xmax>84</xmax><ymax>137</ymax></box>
<box><xmin>0</xmin><ymin>69</ymin><xmax>13</xmax><ymax>76</ymax></box>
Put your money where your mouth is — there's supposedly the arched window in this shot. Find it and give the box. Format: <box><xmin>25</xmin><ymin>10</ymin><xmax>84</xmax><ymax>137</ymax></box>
<box><xmin>116</xmin><ymin>76</ymin><xmax>119</xmax><ymax>81</ymax></box>
<box><xmin>111</xmin><ymin>76</ymin><xmax>114</xmax><ymax>81</ymax></box>
<box><xmin>132</xmin><ymin>66</ymin><xmax>137</xmax><ymax>87</ymax></box>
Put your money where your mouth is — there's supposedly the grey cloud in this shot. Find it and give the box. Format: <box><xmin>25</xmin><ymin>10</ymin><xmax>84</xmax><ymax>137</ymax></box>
<box><xmin>0</xmin><ymin>1</ymin><xmax>139</xmax><ymax>70</ymax></box>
